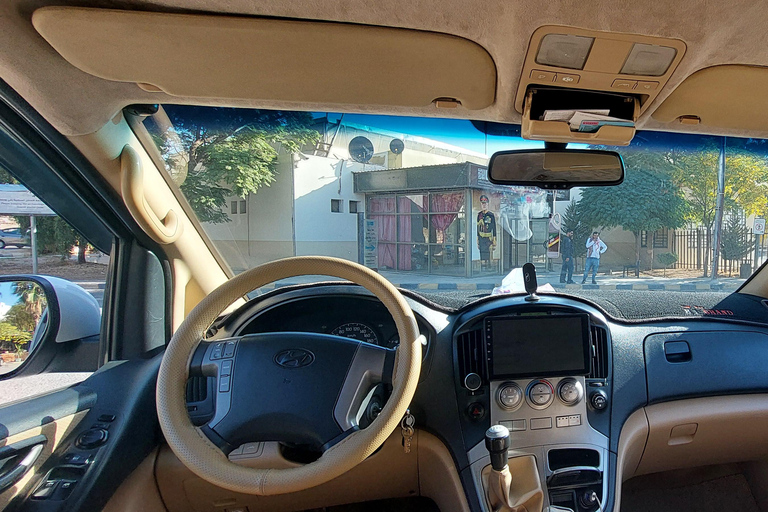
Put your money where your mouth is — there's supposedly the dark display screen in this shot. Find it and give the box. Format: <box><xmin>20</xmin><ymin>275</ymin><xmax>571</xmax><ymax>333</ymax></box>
<box><xmin>486</xmin><ymin>314</ymin><xmax>590</xmax><ymax>378</ymax></box>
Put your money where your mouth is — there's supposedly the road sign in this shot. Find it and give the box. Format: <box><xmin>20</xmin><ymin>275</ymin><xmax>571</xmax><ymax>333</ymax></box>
<box><xmin>0</xmin><ymin>185</ymin><xmax>54</xmax><ymax>215</ymax></box>
<box><xmin>754</xmin><ymin>218</ymin><xmax>766</xmax><ymax>235</ymax></box>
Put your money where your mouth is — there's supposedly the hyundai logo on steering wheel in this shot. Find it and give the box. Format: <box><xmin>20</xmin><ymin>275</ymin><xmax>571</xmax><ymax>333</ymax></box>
<box><xmin>274</xmin><ymin>349</ymin><xmax>315</xmax><ymax>368</ymax></box>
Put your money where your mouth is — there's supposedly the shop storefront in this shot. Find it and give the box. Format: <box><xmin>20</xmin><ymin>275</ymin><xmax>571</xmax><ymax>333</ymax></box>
<box><xmin>354</xmin><ymin>162</ymin><xmax>555</xmax><ymax>277</ymax></box>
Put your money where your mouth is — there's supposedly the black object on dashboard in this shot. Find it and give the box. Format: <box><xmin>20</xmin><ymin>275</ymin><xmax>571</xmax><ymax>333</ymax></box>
<box><xmin>522</xmin><ymin>263</ymin><xmax>539</xmax><ymax>302</ymax></box>
<box><xmin>485</xmin><ymin>424</ymin><xmax>510</xmax><ymax>471</ymax></box>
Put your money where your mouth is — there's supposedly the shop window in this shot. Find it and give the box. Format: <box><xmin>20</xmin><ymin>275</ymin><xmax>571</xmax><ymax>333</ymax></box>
<box><xmin>331</xmin><ymin>199</ymin><xmax>342</xmax><ymax>213</ymax></box>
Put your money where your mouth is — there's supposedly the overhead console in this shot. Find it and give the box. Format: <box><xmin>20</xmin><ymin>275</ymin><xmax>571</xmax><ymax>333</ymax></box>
<box><xmin>515</xmin><ymin>26</ymin><xmax>686</xmax><ymax>145</ymax></box>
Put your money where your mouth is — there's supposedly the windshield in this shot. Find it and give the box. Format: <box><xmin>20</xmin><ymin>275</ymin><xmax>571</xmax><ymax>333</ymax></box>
<box><xmin>140</xmin><ymin>106</ymin><xmax>768</xmax><ymax>315</ymax></box>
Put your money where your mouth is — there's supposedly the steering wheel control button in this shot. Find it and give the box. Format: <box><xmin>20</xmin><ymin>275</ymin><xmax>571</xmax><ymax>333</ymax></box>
<box><xmin>221</xmin><ymin>360</ymin><xmax>232</xmax><ymax>376</ymax></box>
<box><xmin>224</xmin><ymin>341</ymin><xmax>237</xmax><ymax>358</ymax></box>
<box><xmin>530</xmin><ymin>417</ymin><xmax>553</xmax><ymax>430</ymax></box>
<box><xmin>464</xmin><ymin>372</ymin><xmax>482</xmax><ymax>391</ymax></box>
<box><xmin>467</xmin><ymin>402</ymin><xmax>485</xmax><ymax>421</ymax></box>
<box><xmin>526</xmin><ymin>379</ymin><xmax>554</xmax><ymax>409</ymax></box>
<box><xmin>219</xmin><ymin>376</ymin><xmax>231</xmax><ymax>393</ymax></box>
<box><xmin>497</xmin><ymin>382</ymin><xmax>524</xmax><ymax>410</ymax></box>
<box><xmin>75</xmin><ymin>428</ymin><xmax>108</xmax><ymax>449</ymax></box>
<box><xmin>590</xmin><ymin>390</ymin><xmax>608</xmax><ymax>410</ymax></box>
<box><xmin>211</xmin><ymin>343</ymin><xmax>224</xmax><ymax>360</ymax></box>
<box><xmin>557</xmin><ymin>378</ymin><xmax>584</xmax><ymax>406</ymax></box>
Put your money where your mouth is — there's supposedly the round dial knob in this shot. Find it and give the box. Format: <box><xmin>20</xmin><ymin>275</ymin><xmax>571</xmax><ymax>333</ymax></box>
<box><xmin>464</xmin><ymin>373</ymin><xmax>482</xmax><ymax>391</ymax></box>
<box><xmin>590</xmin><ymin>390</ymin><xmax>608</xmax><ymax>410</ymax></box>
<box><xmin>526</xmin><ymin>379</ymin><xmax>554</xmax><ymax>409</ymax></box>
<box><xmin>557</xmin><ymin>378</ymin><xmax>584</xmax><ymax>406</ymax></box>
<box><xmin>496</xmin><ymin>382</ymin><xmax>523</xmax><ymax>410</ymax></box>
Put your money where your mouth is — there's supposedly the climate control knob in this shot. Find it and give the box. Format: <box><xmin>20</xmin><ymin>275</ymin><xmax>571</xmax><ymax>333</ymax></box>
<box><xmin>496</xmin><ymin>382</ymin><xmax>523</xmax><ymax>410</ymax></box>
<box><xmin>557</xmin><ymin>378</ymin><xmax>584</xmax><ymax>406</ymax></box>
<box><xmin>526</xmin><ymin>379</ymin><xmax>554</xmax><ymax>409</ymax></box>
<box><xmin>590</xmin><ymin>390</ymin><xmax>608</xmax><ymax>411</ymax></box>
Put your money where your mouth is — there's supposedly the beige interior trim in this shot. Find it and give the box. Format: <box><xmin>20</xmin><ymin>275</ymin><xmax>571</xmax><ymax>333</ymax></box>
<box><xmin>636</xmin><ymin>394</ymin><xmax>768</xmax><ymax>477</ymax></box>
<box><xmin>155</xmin><ymin>430</ymin><xmax>419</xmax><ymax>512</ymax></box>
<box><xmin>0</xmin><ymin>411</ymin><xmax>88</xmax><ymax>510</ymax></box>
<box><xmin>32</xmin><ymin>7</ymin><xmax>496</xmax><ymax>111</ymax></box>
<box><xmin>101</xmin><ymin>447</ymin><xmax>166</xmax><ymax>512</ymax></box>
<box><xmin>481</xmin><ymin>455</ymin><xmax>544</xmax><ymax>512</ymax></box>
<box><xmin>67</xmin><ymin>114</ymin><xmax>231</xmax><ymax>325</ymax></box>
<box><xmin>612</xmin><ymin>407</ymin><xmax>650</xmax><ymax>512</ymax></box>
<box><xmin>156</xmin><ymin>256</ymin><xmax>422</xmax><ymax>495</ymax></box>
<box><xmin>417</xmin><ymin>431</ymin><xmax>470</xmax><ymax>512</ymax></box>
<box><xmin>653</xmin><ymin>65</ymin><xmax>768</xmax><ymax>132</ymax></box>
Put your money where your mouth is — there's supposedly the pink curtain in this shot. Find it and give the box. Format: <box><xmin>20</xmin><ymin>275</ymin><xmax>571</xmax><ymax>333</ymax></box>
<box><xmin>397</xmin><ymin>197</ymin><xmax>413</xmax><ymax>270</ymax></box>
<box><xmin>430</xmin><ymin>193</ymin><xmax>464</xmax><ymax>232</ymax></box>
<box><xmin>369</xmin><ymin>197</ymin><xmax>396</xmax><ymax>269</ymax></box>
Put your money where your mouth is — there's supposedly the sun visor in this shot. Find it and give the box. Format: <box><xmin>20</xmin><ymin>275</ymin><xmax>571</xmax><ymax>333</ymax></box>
<box><xmin>32</xmin><ymin>7</ymin><xmax>496</xmax><ymax>110</ymax></box>
<box><xmin>653</xmin><ymin>65</ymin><xmax>768</xmax><ymax>131</ymax></box>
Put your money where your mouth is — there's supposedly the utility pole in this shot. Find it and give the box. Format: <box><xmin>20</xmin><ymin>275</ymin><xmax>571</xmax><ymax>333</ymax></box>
<box><xmin>30</xmin><ymin>215</ymin><xmax>38</xmax><ymax>274</ymax></box>
<box><xmin>710</xmin><ymin>137</ymin><xmax>726</xmax><ymax>280</ymax></box>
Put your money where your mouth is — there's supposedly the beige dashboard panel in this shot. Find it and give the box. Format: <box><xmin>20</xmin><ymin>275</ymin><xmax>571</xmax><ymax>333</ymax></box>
<box><xmin>652</xmin><ymin>65</ymin><xmax>768</xmax><ymax>131</ymax></box>
<box><xmin>32</xmin><ymin>7</ymin><xmax>496</xmax><ymax>111</ymax></box>
<box><xmin>515</xmin><ymin>26</ymin><xmax>687</xmax><ymax>116</ymax></box>
<box><xmin>636</xmin><ymin>394</ymin><xmax>768</xmax><ymax>477</ymax></box>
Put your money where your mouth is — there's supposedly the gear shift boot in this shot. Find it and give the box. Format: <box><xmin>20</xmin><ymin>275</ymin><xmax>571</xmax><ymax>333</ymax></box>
<box><xmin>482</xmin><ymin>455</ymin><xmax>544</xmax><ymax>512</ymax></box>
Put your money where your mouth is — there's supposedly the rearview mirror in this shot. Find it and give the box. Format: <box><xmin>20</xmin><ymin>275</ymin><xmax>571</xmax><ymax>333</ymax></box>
<box><xmin>488</xmin><ymin>149</ymin><xmax>624</xmax><ymax>189</ymax></box>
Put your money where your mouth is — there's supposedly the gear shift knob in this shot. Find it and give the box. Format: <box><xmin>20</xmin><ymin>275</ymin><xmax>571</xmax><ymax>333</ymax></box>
<box><xmin>485</xmin><ymin>424</ymin><xmax>510</xmax><ymax>471</ymax></box>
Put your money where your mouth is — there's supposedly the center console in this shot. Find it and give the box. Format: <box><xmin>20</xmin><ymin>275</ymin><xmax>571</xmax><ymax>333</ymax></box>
<box><xmin>462</xmin><ymin>310</ymin><xmax>611</xmax><ymax>512</ymax></box>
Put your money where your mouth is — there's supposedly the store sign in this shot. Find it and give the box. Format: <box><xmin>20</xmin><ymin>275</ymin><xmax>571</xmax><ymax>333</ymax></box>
<box><xmin>0</xmin><ymin>185</ymin><xmax>54</xmax><ymax>215</ymax></box>
<box><xmin>754</xmin><ymin>218</ymin><xmax>766</xmax><ymax>235</ymax></box>
<box><xmin>363</xmin><ymin>219</ymin><xmax>378</xmax><ymax>268</ymax></box>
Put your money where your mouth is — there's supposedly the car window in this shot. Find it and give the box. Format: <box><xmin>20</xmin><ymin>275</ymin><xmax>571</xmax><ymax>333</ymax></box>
<box><xmin>140</xmin><ymin>106</ymin><xmax>768</xmax><ymax>318</ymax></box>
<box><xmin>0</xmin><ymin>168</ymin><xmax>108</xmax><ymax>387</ymax></box>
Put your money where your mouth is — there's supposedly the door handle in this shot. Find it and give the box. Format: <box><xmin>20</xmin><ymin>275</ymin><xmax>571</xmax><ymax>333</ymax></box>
<box><xmin>0</xmin><ymin>435</ymin><xmax>47</xmax><ymax>493</ymax></box>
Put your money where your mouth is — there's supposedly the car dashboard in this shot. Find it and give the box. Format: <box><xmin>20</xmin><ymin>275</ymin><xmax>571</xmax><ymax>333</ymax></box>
<box><xmin>190</xmin><ymin>282</ymin><xmax>768</xmax><ymax>512</ymax></box>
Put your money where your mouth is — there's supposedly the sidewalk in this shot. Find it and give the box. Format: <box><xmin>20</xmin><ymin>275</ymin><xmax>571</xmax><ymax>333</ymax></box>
<box><xmin>257</xmin><ymin>269</ymin><xmax>745</xmax><ymax>293</ymax></box>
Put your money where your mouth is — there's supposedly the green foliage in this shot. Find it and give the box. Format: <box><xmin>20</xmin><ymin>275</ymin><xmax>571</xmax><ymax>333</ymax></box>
<box><xmin>561</xmin><ymin>202</ymin><xmax>590</xmax><ymax>251</ymax></box>
<box><xmin>0</xmin><ymin>322</ymin><xmax>30</xmax><ymax>352</ymax></box>
<box><xmin>720</xmin><ymin>214</ymin><xmax>754</xmax><ymax>261</ymax></box>
<box><xmin>14</xmin><ymin>216</ymin><xmax>86</xmax><ymax>259</ymax></box>
<box><xmin>0</xmin><ymin>166</ymin><xmax>17</xmax><ymax>184</ymax></box>
<box><xmin>575</xmin><ymin>154</ymin><xmax>688</xmax><ymax>261</ymax></box>
<box><xmin>147</xmin><ymin>107</ymin><xmax>321</xmax><ymax>223</ymax></box>
<box><xmin>656</xmin><ymin>252</ymin><xmax>679</xmax><ymax>277</ymax></box>
<box><xmin>4</xmin><ymin>304</ymin><xmax>36</xmax><ymax>332</ymax></box>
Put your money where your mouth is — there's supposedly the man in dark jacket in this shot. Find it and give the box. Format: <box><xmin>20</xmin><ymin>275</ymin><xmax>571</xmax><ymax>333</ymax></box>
<box><xmin>560</xmin><ymin>230</ymin><xmax>575</xmax><ymax>284</ymax></box>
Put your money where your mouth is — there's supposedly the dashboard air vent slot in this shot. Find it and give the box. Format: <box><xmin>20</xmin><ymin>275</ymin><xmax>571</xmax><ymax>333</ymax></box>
<box><xmin>588</xmin><ymin>325</ymin><xmax>609</xmax><ymax>379</ymax></box>
<box><xmin>457</xmin><ymin>328</ymin><xmax>487</xmax><ymax>386</ymax></box>
<box><xmin>186</xmin><ymin>376</ymin><xmax>208</xmax><ymax>403</ymax></box>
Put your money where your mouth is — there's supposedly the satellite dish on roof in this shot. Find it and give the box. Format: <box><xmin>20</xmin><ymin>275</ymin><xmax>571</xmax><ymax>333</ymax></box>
<box><xmin>348</xmin><ymin>136</ymin><xmax>374</xmax><ymax>163</ymax></box>
<box><xmin>390</xmin><ymin>138</ymin><xmax>405</xmax><ymax>155</ymax></box>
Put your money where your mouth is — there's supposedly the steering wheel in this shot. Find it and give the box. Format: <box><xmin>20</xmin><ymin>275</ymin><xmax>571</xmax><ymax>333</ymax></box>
<box><xmin>156</xmin><ymin>256</ymin><xmax>422</xmax><ymax>495</ymax></box>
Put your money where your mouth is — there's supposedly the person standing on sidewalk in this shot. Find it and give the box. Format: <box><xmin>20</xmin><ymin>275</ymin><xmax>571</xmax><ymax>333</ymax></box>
<box><xmin>582</xmin><ymin>231</ymin><xmax>607</xmax><ymax>284</ymax></box>
<box><xmin>560</xmin><ymin>230</ymin><xmax>575</xmax><ymax>283</ymax></box>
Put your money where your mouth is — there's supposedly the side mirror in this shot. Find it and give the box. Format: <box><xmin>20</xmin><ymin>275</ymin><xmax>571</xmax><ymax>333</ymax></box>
<box><xmin>488</xmin><ymin>149</ymin><xmax>624</xmax><ymax>189</ymax></box>
<box><xmin>0</xmin><ymin>276</ymin><xmax>100</xmax><ymax>376</ymax></box>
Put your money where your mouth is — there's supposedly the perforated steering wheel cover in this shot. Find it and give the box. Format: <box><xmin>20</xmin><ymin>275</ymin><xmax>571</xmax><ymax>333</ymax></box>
<box><xmin>156</xmin><ymin>256</ymin><xmax>421</xmax><ymax>495</ymax></box>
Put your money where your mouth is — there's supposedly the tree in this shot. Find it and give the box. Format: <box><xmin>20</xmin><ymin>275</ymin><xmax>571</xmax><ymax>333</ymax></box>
<box><xmin>149</xmin><ymin>107</ymin><xmax>321</xmax><ymax>223</ymax></box>
<box><xmin>720</xmin><ymin>213</ymin><xmax>754</xmax><ymax>274</ymax></box>
<box><xmin>574</xmin><ymin>158</ymin><xmax>688</xmax><ymax>265</ymax></box>
<box><xmin>667</xmin><ymin>143</ymin><xmax>768</xmax><ymax>275</ymax></box>
<box><xmin>15</xmin><ymin>216</ymin><xmax>88</xmax><ymax>262</ymax></box>
<box><xmin>657</xmin><ymin>252</ymin><xmax>678</xmax><ymax>277</ymax></box>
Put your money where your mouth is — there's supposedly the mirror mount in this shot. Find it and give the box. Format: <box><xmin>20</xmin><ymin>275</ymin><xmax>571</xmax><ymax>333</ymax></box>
<box><xmin>544</xmin><ymin>142</ymin><xmax>568</xmax><ymax>151</ymax></box>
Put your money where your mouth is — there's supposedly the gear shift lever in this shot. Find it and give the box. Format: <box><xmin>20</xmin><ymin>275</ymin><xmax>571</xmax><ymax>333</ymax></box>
<box><xmin>483</xmin><ymin>424</ymin><xmax>544</xmax><ymax>512</ymax></box>
<box><xmin>485</xmin><ymin>424</ymin><xmax>510</xmax><ymax>471</ymax></box>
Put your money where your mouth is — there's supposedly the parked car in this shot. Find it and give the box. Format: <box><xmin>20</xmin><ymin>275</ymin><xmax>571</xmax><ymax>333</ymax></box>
<box><xmin>0</xmin><ymin>227</ymin><xmax>28</xmax><ymax>248</ymax></box>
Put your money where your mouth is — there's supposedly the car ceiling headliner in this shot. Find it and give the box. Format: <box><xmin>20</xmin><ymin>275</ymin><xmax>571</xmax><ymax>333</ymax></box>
<box><xmin>2</xmin><ymin>0</ymin><xmax>768</xmax><ymax>138</ymax></box>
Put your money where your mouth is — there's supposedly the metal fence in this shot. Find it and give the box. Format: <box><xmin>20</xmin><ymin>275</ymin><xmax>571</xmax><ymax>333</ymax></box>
<box><xmin>670</xmin><ymin>228</ymin><xmax>768</xmax><ymax>276</ymax></box>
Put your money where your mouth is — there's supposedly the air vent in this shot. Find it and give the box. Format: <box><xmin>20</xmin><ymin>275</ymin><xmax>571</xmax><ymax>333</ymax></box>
<box><xmin>588</xmin><ymin>325</ymin><xmax>609</xmax><ymax>379</ymax></box>
<box><xmin>186</xmin><ymin>376</ymin><xmax>208</xmax><ymax>403</ymax></box>
<box><xmin>457</xmin><ymin>328</ymin><xmax>487</xmax><ymax>386</ymax></box>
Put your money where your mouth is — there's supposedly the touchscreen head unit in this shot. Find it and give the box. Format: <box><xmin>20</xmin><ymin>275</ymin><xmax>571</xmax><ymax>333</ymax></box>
<box><xmin>485</xmin><ymin>314</ymin><xmax>591</xmax><ymax>379</ymax></box>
